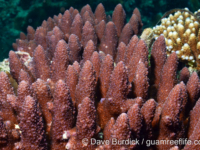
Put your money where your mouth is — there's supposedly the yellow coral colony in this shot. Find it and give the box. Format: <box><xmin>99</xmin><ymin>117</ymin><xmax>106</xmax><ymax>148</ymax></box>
<box><xmin>153</xmin><ymin>8</ymin><xmax>200</xmax><ymax>71</ymax></box>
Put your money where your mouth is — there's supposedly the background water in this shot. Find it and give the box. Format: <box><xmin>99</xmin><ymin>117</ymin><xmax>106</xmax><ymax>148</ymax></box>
<box><xmin>0</xmin><ymin>0</ymin><xmax>199</xmax><ymax>61</ymax></box>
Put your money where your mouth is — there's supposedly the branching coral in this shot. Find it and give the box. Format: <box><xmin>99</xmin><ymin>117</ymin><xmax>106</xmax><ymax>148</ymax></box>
<box><xmin>153</xmin><ymin>8</ymin><xmax>200</xmax><ymax>71</ymax></box>
<box><xmin>0</xmin><ymin>3</ymin><xmax>200</xmax><ymax>150</ymax></box>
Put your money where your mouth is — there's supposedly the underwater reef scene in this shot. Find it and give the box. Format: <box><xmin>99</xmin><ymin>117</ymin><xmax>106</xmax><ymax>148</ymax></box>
<box><xmin>1</xmin><ymin>1</ymin><xmax>200</xmax><ymax>150</ymax></box>
<box><xmin>1</xmin><ymin>0</ymin><xmax>200</xmax><ymax>61</ymax></box>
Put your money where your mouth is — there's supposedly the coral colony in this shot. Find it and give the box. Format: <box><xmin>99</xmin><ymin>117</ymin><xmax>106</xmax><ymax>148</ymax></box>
<box><xmin>153</xmin><ymin>8</ymin><xmax>200</xmax><ymax>71</ymax></box>
<box><xmin>1</xmin><ymin>3</ymin><xmax>200</xmax><ymax>150</ymax></box>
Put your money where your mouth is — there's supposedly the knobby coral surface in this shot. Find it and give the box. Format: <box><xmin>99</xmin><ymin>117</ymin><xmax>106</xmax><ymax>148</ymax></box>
<box><xmin>0</xmin><ymin>3</ymin><xmax>200</xmax><ymax>150</ymax></box>
<box><xmin>153</xmin><ymin>8</ymin><xmax>200</xmax><ymax>71</ymax></box>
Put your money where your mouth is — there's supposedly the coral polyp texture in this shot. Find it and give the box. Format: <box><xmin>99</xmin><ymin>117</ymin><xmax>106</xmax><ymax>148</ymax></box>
<box><xmin>153</xmin><ymin>8</ymin><xmax>200</xmax><ymax>70</ymax></box>
<box><xmin>1</xmin><ymin>3</ymin><xmax>200</xmax><ymax>150</ymax></box>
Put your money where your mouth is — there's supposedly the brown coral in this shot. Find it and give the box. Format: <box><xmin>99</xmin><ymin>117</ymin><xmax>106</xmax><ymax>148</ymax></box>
<box><xmin>1</xmin><ymin>3</ymin><xmax>200</xmax><ymax>150</ymax></box>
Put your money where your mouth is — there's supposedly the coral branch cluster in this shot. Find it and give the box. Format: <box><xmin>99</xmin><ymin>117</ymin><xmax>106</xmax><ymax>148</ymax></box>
<box><xmin>153</xmin><ymin>8</ymin><xmax>200</xmax><ymax>70</ymax></box>
<box><xmin>1</xmin><ymin>3</ymin><xmax>200</xmax><ymax>150</ymax></box>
